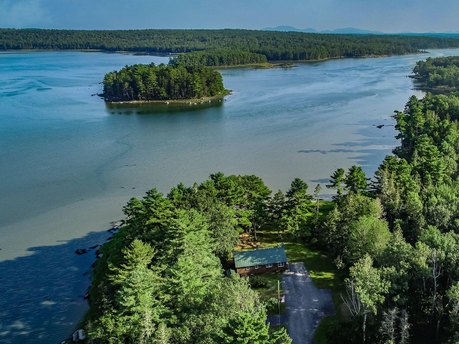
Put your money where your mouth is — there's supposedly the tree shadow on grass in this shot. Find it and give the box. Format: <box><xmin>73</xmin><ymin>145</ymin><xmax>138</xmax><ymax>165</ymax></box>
<box><xmin>0</xmin><ymin>230</ymin><xmax>111</xmax><ymax>344</ymax></box>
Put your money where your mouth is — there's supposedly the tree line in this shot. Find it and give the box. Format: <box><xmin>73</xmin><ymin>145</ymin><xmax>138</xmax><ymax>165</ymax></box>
<box><xmin>3</xmin><ymin>28</ymin><xmax>459</xmax><ymax>63</ymax></box>
<box><xmin>103</xmin><ymin>63</ymin><xmax>227</xmax><ymax>101</ymax></box>
<box><xmin>414</xmin><ymin>56</ymin><xmax>459</xmax><ymax>92</ymax></box>
<box><xmin>170</xmin><ymin>49</ymin><xmax>268</xmax><ymax>67</ymax></box>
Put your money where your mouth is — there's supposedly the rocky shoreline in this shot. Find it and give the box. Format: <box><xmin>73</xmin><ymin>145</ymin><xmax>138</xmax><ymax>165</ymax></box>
<box><xmin>102</xmin><ymin>92</ymin><xmax>230</xmax><ymax>105</ymax></box>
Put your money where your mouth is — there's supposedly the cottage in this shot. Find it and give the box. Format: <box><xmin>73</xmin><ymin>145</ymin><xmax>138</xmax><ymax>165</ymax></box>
<box><xmin>234</xmin><ymin>246</ymin><xmax>288</xmax><ymax>276</ymax></box>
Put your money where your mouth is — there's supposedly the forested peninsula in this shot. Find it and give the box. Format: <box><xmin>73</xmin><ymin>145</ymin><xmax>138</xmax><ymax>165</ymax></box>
<box><xmin>3</xmin><ymin>29</ymin><xmax>459</xmax><ymax>65</ymax></box>
<box><xmin>84</xmin><ymin>56</ymin><xmax>459</xmax><ymax>344</ymax></box>
<box><xmin>315</xmin><ymin>57</ymin><xmax>459</xmax><ymax>343</ymax></box>
<box><xmin>102</xmin><ymin>63</ymin><xmax>228</xmax><ymax>102</ymax></box>
<box><xmin>86</xmin><ymin>174</ymin><xmax>292</xmax><ymax>343</ymax></box>
<box><xmin>169</xmin><ymin>49</ymin><xmax>269</xmax><ymax>67</ymax></box>
<box><xmin>414</xmin><ymin>56</ymin><xmax>459</xmax><ymax>92</ymax></box>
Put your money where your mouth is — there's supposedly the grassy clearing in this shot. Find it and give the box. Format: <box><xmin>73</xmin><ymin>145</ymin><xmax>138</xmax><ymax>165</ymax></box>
<box><xmin>314</xmin><ymin>316</ymin><xmax>340</xmax><ymax>344</ymax></box>
<box><xmin>256</xmin><ymin>229</ymin><xmax>344</xmax><ymax>295</ymax></box>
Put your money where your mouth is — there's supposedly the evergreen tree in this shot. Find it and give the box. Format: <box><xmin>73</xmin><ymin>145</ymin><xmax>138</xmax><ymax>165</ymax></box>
<box><xmin>327</xmin><ymin>168</ymin><xmax>346</xmax><ymax>198</ymax></box>
<box><xmin>345</xmin><ymin>166</ymin><xmax>368</xmax><ymax>194</ymax></box>
<box><xmin>222</xmin><ymin>310</ymin><xmax>271</xmax><ymax>344</ymax></box>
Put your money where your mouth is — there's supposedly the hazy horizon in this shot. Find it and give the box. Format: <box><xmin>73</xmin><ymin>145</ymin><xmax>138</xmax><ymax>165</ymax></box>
<box><xmin>1</xmin><ymin>26</ymin><xmax>458</xmax><ymax>35</ymax></box>
<box><xmin>1</xmin><ymin>0</ymin><xmax>459</xmax><ymax>33</ymax></box>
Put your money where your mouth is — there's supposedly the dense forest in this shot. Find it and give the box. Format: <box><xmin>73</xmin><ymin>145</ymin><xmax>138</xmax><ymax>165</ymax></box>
<box><xmin>314</xmin><ymin>57</ymin><xmax>459</xmax><ymax>343</ymax></box>
<box><xmin>102</xmin><ymin>63</ymin><xmax>227</xmax><ymax>102</ymax></box>
<box><xmin>414</xmin><ymin>56</ymin><xmax>459</xmax><ymax>92</ymax></box>
<box><xmin>86</xmin><ymin>173</ymin><xmax>293</xmax><ymax>343</ymax></box>
<box><xmin>3</xmin><ymin>29</ymin><xmax>459</xmax><ymax>63</ymax></box>
<box><xmin>170</xmin><ymin>49</ymin><xmax>268</xmax><ymax>67</ymax></box>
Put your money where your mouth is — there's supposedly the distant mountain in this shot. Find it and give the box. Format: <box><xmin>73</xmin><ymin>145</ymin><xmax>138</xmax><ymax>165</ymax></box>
<box><xmin>263</xmin><ymin>26</ymin><xmax>384</xmax><ymax>35</ymax></box>
<box><xmin>264</xmin><ymin>26</ymin><xmax>317</xmax><ymax>33</ymax></box>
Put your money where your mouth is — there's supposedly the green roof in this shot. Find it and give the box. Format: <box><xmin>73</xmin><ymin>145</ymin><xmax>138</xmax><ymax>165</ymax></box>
<box><xmin>234</xmin><ymin>246</ymin><xmax>287</xmax><ymax>268</ymax></box>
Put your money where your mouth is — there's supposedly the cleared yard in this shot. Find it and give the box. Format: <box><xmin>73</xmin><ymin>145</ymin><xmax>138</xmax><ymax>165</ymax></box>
<box><xmin>253</xmin><ymin>229</ymin><xmax>345</xmax><ymax>343</ymax></box>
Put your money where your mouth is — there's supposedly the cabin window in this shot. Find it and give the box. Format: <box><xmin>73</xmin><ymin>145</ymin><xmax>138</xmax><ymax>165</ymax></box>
<box><xmin>266</xmin><ymin>264</ymin><xmax>273</xmax><ymax>268</ymax></box>
<box><xmin>245</xmin><ymin>267</ymin><xmax>250</xmax><ymax>271</ymax></box>
<box><xmin>278</xmin><ymin>262</ymin><xmax>284</xmax><ymax>267</ymax></box>
<box><xmin>255</xmin><ymin>265</ymin><xmax>260</xmax><ymax>269</ymax></box>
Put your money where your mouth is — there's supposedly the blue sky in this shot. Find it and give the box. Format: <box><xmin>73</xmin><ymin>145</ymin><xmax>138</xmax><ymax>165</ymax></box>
<box><xmin>1</xmin><ymin>0</ymin><xmax>459</xmax><ymax>33</ymax></box>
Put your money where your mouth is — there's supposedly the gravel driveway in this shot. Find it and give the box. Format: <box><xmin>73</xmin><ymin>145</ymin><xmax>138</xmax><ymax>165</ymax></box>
<box><xmin>283</xmin><ymin>262</ymin><xmax>335</xmax><ymax>344</ymax></box>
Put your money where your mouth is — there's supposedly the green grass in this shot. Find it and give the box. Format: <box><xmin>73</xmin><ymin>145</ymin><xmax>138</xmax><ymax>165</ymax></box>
<box><xmin>314</xmin><ymin>316</ymin><xmax>339</xmax><ymax>344</ymax></box>
<box><xmin>250</xmin><ymin>273</ymin><xmax>286</xmax><ymax>314</ymax></box>
<box><xmin>248</xmin><ymin>273</ymin><xmax>285</xmax><ymax>314</ymax></box>
<box><xmin>256</xmin><ymin>229</ymin><xmax>344</xmax><ymax>294</ymax></box>
<box><xmin>286</xmin><ymin>242</ymin><xmax>343</xmax><ymax>291</ymax></box>
<box><xmin>249</xmin><ymin>273</ymin><xmax>281</xmax><ymax>298</ymax></box>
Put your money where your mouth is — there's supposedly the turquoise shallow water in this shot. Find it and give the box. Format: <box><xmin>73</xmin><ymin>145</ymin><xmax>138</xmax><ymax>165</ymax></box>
<box><xmin>1</xmin><ymin>49</ymin><xmax>459</xmax><ymax>343</ymax></box>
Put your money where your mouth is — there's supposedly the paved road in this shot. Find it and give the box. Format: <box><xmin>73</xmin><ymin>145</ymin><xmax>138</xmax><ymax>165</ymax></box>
<box><xmin>283</xmin><ymin>262</ymin><xmax>335</xmax><ymax>344</ymax></box>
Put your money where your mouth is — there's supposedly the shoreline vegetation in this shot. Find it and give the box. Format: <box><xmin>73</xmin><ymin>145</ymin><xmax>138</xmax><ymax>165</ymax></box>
<box><xmin>312</xmin><ymin>57</ymin><xmax>459</xmax><ymax>343</ymax></box>
<box><xmin>0</xmin><ymin>48</ymin><xmax>428</xmax><ymax>68</ymax></box>
<box><xmin>412</xmin><ymin>56</ymin><xmax>459</xmax><ymax>93</ymax></box>
<box><xmin>211</xmin><ymin>61</ymin><xmax>295</xmax><ymax>69</ymax></box>
<box><xmin>104</xmin><ymin>91</ymin><xmax>230</xmax><ymax>105</ymax></box>
<box><xmin>100</xmin><ymin>46</ymin><xmax>428</xmax><ymax>106</ymax></box>
<box><xmin>3</xmin><ymin>28</ymin><xmax>459</xmax><ymax>67</ymax></box>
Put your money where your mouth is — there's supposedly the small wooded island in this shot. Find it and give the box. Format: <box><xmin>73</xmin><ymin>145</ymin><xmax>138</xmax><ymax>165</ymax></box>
<box><xmin>102</xmin><ymin>63</ymin><xmax>229</xmax><ymax>103</ymax></box>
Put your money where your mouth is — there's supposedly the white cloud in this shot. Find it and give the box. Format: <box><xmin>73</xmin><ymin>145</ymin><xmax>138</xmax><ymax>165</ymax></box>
<box><xmin>0</xmin><ymin>0</ymin><xmax>49</xmax><ymax>28</ymax></box>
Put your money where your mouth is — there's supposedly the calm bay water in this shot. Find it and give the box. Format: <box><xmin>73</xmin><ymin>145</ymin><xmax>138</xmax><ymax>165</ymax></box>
<box><xmin>1</xmin><ymin>49</ymin><xmax>459</xmax><ymax>343</ymax></box>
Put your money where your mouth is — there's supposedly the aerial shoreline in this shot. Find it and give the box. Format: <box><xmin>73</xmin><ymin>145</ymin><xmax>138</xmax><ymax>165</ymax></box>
<box><xmin>0</xmin><ymin>47</ymin><xmax>426</xmax><ymax>64</ymax></box>
<box><xmin>103</xmin><ymin>92</ymin><xmax>231</xmax><ymax>105</ymax></box>
<box><xmin>3</xmin><ymin>48</ymin><xmax>459</xmax><ymax>344</ymax></box>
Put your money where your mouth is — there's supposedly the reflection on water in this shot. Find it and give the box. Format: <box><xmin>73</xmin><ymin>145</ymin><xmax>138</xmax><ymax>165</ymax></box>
<box><xmin>105</xmin><ymin>97</ymin><xmax>224</xmax><ymax>115</ymax></box>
